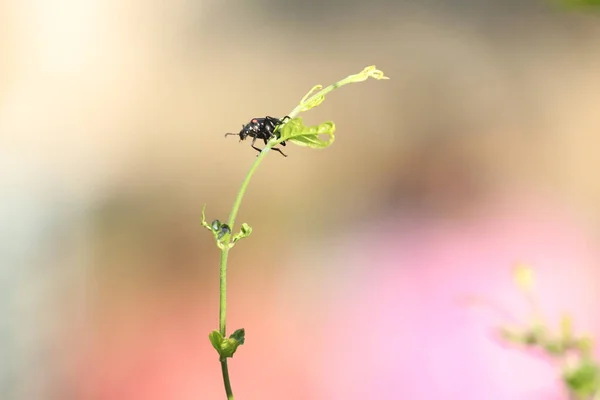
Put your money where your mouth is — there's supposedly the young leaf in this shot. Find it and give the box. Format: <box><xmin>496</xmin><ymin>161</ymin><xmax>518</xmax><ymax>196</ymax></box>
<box><xmin>219</xmin><ymin>329</ymin><xmax>245</xmax><ymax>359</ymax></box>
<box><xmin>209</xmin><ymin>330</ymin><xmax>224</xmax><ymax>354</ymax></box>
<box><xmin>229</xmin><ymin>328</ymin><xmax>246</xmax><ymax>345</ymax></box>
<box><xmin>232</xmin><ymin>223</ymin><xmax>253</xmax><ymax>244</ymax></box>
<box><xmin>201</xmin><ymin>204</ymin><xmax>213</xmax><ymax>231</ymax></box>
<box><xmin>217</xmin><ymin>224</ymin><xmax>231</xmax><ymax>240</ymax></box>
<box><xmin>563</xmin><ymin>361</ymin><xmax>600</xmax><ymax>398</ymax></box>
<box><xmin>211</xmin><ymin>220</ymin><xmax>222</xmax><ymax>232</ymax></box>
<box><xmin>240</xmin><ymin>223</ymin><xmax>252</xmax><ymax>237</ymax></box>
<box><xmin>278</xmin><ymin>118</ymin><xmax>335</xmax><ymax>149</ymax></box>
<box><xmin>293</xmin><ymin>66</ymin><xmax>389</xmax><ymax>114</ymax></box>
<box><xmin>298</xmin><ymin>84</ymin><xmax>325</xmax><ymax>112</ymax></box>
<box><xmin>209</xmin><ymin>329</ymin><xmax>245</xmax><ymax>361</ymax></box>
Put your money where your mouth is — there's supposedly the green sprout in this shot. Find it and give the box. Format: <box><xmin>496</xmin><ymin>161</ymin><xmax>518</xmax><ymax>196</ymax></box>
<box><xmin>202</xmin><ymin>65</ymin><xmax>389</xmax><ymax>399</ymax></box>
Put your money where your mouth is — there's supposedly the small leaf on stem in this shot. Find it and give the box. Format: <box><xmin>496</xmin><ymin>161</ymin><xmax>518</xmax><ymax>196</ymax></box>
<box><xmin>211</xmin><ymin>219</ymin><xmax>222</xmax><ymax>231</ymax></box>
<box><xmin>229</xmin><ymin>328</ymin><xmax>246</xmax><ymax>345</ymax></box>
<box><xmin>201</xmin><ymin>204</ymin><xmax>213</xmax><ymax>231</ymax></box>
<box><xmin>209</xmin><ymin>330</ymin><xmax>224</xmax><ymax>353</ymax></box>
<box><xmin>209</xmin><ymin>329</ymin><xmax>246</xmax><ymax>361</ymax></box>
<box><xmin>232</xmin><ymin>223</ymin><xmax>253</xmax><ymax>244</ymax></box>
<box><xmin>217</xmin><ymin>224</ymin><xmax>231</xmax><ymax>240</ymax></box>
<box><xmin>278</xmin><ymin>118</ymin><xmax>335</xmax><ymax>149</ymax></box>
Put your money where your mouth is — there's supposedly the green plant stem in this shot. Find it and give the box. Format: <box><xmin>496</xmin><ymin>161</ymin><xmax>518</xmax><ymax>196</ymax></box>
<box><xmin>219</xmin><ymin>248</ymin><xmax>229</xmax><ymax>336</ymax></box>
<box><xmin>217</xmin><ymin>147</ymin><xmax>273</xmax><ymax>400</ymax></box>
<box><xmin>219</xmin><ymin>138</ymin><xmax>274</xmax><ymax>337</ymax></box>
<box><xmin>219</xmin><ymin>247</ymin><xmax>234</xmax><ymax>399</ymax></box>
<box><xmin>226</xmin><ymin>146</ymin><xmax>272</xmax><ymax>232</ymax></box>
<box><xmin>221</xmin><ymin>360</ymin><xmax>234</xmax><ymax>400</ymax></box>
<box><xmin>215</xmin><ymin>71</ymin><xmax>374</xmax><ymax>399</ymax></box>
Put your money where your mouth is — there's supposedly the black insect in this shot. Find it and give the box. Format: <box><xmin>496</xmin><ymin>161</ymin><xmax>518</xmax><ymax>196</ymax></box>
<box><xmin>225</xmin><ymin>116</ymin><xmax>290</xmax><ymax>157</ymax></box>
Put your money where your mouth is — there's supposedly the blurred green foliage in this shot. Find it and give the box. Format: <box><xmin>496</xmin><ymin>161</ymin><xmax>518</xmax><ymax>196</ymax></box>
<box><xmin>501</xmin><ymin>266</ymin><xmax>600</xmax><ymax>399</ymax></box>
<box><xmin>557</xmin><ymin>0</ymin><xmax>600</xmax><ymax>9</ymax></box>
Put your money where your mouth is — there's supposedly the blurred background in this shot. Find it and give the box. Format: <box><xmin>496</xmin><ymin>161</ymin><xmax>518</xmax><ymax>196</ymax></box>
<box><xmin>2</xmin><ymin>0</ymin><xmax>600</xmax><ymax>398</ymax></box>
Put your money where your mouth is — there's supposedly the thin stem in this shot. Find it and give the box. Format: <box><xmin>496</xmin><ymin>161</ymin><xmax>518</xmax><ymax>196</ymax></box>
<box><xmin>216</xmin><ymin>85</ymin><xmax>335</xmax><ymax>398</ymax></box>
<box><xmin>214</xmin><ymin>68</ymin><xmax>381</xmax><ymax>399</ymax></box>
<box><xmin>219</xmin><ymin>139</ymin><xmax>274</xmax><ymax>337</ymax></box>
<box><xmin>226</xmin><ymin>145</ymin><xmax>272</xmax><ymax>231</ymax></box>
<box><xmin>219</xmin><ymin>248</ymin><xmax>229</xmax><ymax>336</ymax></box>
<box><xmin>217</xmin><ymin>147</ymin><xmax>272</xmax><ymax>400</ymax></box>
<box><xmin>219</xmin><ymin>248</ymin><xmax>234</xmax><ymax>399</ymax></box>
<box><xmin>221</xmin><ymin>360</ymin><xmax>234</xmax><ymax>400</ymax></box>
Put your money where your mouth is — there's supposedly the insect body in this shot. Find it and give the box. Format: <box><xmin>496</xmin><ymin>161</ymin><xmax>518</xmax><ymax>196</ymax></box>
<box><xmin>225</xmin><ymin>116</ymin><xmax>290</xmax><ymax>157</ymax></box>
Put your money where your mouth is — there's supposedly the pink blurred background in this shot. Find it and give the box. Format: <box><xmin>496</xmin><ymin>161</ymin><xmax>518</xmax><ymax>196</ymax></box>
<box><xmin>2</xmin><ymin>0</ymin><xmax>600</xmax><ymax>399</ymax></box>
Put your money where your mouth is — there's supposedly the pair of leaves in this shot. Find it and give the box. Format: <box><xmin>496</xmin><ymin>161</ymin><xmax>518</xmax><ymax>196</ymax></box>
<box><xmin>209</xmin><ymin>329</ymin><xmax>245</xmax><ymax>361</ymax></box>
<box><xmin>201</xmin><ymin>205</ymin><xmax>252</xmax><ymax>249</ymax></box>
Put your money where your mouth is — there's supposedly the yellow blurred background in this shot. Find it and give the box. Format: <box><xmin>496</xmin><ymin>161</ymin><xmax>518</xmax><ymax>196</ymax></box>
<box><xmin>2</xmin><ymin>0</ymin><xmax>600</xmax><ymax>399</ymax></box>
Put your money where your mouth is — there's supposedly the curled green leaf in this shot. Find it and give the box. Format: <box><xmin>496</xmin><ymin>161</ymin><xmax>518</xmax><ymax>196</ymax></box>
<box><xmin>209</xmin><ymin>330</ymin><xmax>224</xmax><ymax>354</ymax></box>
<box><xmin>229</xmin><ymin>328</ymin><xmax>246</xmax><ymax>345</ymax></box>
<box><xmin>278</xmin><ymin>117</ymin><xmax>335</xmax><ymax>149</ymax></box>
<box><xmin>299</xmin><ymin>95</ymin><xmax>326</xmax><ymax>113</ymax></box>
<box><xmin>201</xmin><ymin>204</ymin><xmax>213</xmax><ymax>231</ymax></box>
<box><xmin>348</xmin><ymin>65</ymin><xmax>390</xmax><ymax>82</ymax></box>
<box><xmin>232</xmin><ymin>222</ymin><xmax>253</xmax><ymax>244</ymax></box>
<box><xmin>290</xmin><ymin>65</ymin><xmax>389</xmax><ymax>116</ymax></box>
<box><xmin>300</xmin><ymin>85</ymin><xmax>323</xmax><ymax>104</ymax></box>
<box><xmin>240</xmin><ymin>223</ymin><xmax>252</xmax><ymax>236</ymax></box>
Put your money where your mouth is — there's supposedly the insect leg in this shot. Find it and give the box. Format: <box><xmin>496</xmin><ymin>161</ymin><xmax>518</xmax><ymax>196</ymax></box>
<box><xmin>264</xmin><ymin>116</ymin><xmax>280</xmax><ymax>124</ymax></box>
<box><xmin>271</xmin><ymin>147</ymin><xmax>288</xmax><ymax>157</ymax></box>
